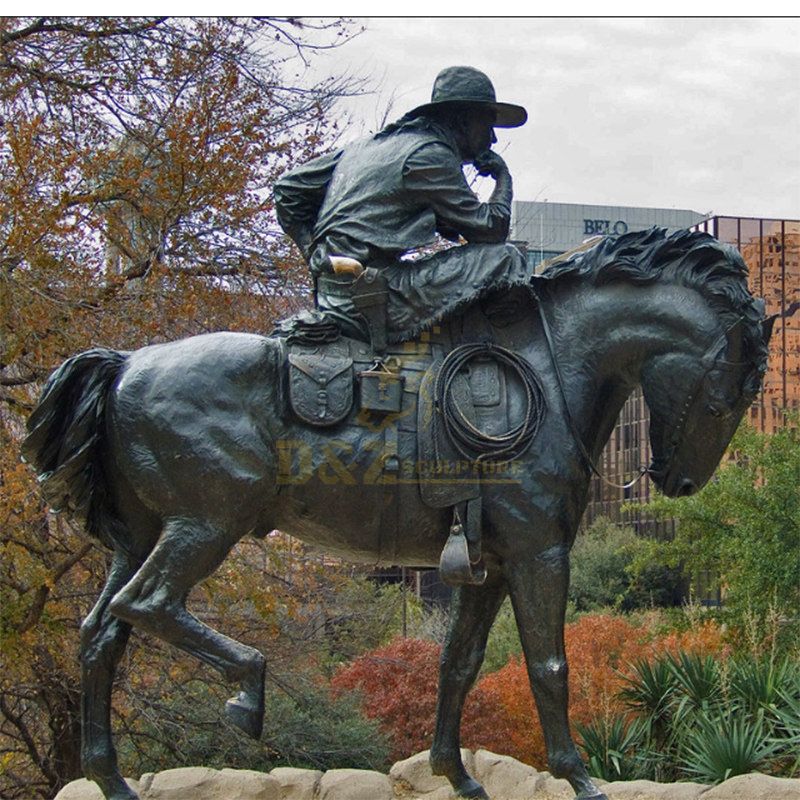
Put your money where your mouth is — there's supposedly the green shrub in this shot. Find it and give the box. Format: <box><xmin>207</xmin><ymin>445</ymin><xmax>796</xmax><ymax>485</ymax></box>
<box><xmin>570</xmin><ymin>518</ymin><xmax>638</xmax><ymax>611</ymax></box>
<box><xmin>482</xmin><ymin>598</ymin><xmax>522</xmax><ymax>674</ymax></box>
<box><xmin>116</xmin><ymin>675</ymin><xmax>390</xmax><ymax>776</ymax></box>
<box><xmin>570</xmin><ymin>518</ymin><xmax>684</xmax><ymax>612</ymax></box>
<box><xmin>260</xmin><ymin>684</ymin><xmax>391</xmax><ymax>771</ymax></box>
<box><xmin>634</xmin><ymin>422</ymin><xmax>800</xmax><ymax>633</ymax></box>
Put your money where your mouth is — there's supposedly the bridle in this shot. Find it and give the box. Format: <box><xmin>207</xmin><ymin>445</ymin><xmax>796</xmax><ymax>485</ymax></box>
<box><xmin>656</xmin><ymin>318</ymin><xmax>749</xmax><ymax>478</ymax></box>
<box><xmin>537</xmin><ymin>297</ymin><xmax>747</xmax><ymax>491</ymax></box>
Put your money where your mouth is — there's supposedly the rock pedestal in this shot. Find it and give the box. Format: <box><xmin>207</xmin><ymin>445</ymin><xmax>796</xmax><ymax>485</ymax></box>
<box><xmin>53</xmin><ymin>750</ymin><xmax>800</xmax><ymax>800</ymax></box>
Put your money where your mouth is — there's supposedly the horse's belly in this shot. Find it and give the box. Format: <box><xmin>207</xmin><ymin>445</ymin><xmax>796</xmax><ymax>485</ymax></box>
<box><xmin>272</xmin><ymin>479</ymin><xmax>448</xmax><ymax>567</ymax></box>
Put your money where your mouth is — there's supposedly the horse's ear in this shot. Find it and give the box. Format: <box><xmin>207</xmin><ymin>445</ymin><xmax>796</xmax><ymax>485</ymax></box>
<box><xmin>762</xmin><ymin>314</ymin><xmax>778</xmax><ymax>346</ymax></box>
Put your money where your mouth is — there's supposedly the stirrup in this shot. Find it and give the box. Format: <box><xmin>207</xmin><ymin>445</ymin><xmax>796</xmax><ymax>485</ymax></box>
<box><xmin>439</xmin><ymin>520</ymin><xmax>487</xmax><ymax>587</ymax></box>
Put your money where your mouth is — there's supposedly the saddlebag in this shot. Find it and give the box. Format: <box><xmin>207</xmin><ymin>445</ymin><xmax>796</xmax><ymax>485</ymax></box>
<box><xmin>287</xmin><ymin>342</ymin><xmax>354</xmax><ymax>427</ymax></box>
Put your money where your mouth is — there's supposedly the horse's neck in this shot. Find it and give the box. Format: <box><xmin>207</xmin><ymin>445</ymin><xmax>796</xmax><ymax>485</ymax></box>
<box><xmin>543</xmin><ymin>281</ymin><xmax>719</xmax><ymax>461</ymax></box>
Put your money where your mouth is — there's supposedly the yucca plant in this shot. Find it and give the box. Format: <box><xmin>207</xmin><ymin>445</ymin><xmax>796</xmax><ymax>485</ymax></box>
<box><xmin>576</xmin><ymin>714</ymin><xmax>650</xmax><ymax>782</ymax></box>
<box><xmin>618</xmin><ymin>656</ymin><xmax>681</xmax><ymax>780</ymax></box>
<box><xmin>769</xmin><ymin>681</ymin><xmax>800</xmax><ymax>776</ymax></box>
<box><xmin>678</xmin><ymin>708</ymin><xmax>783</xmax><ymax>784</ymax></box>
<box><xmin>730</xmin><ymin>657</ymin><xmax>798</xmax><ymax>716</ymax></box>
<box><xmin>668</xmin><ymin>652</ymin><xmax>722</xmax><ymax>721</ymax></box>
<box><xmin>619</xmin><ymin>656</ymin><xmax>677</xmax><ymax>729</ymax></box>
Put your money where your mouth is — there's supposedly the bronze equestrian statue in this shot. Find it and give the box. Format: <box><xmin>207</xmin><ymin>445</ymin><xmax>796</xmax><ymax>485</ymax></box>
<box><xmin>22</xmin><ymin>67</ymin><xmax>774</xmax><ymax>800</ymax></box>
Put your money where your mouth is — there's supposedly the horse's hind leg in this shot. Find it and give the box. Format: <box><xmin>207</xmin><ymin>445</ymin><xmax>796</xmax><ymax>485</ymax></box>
<box><xmin>108</xmin><ymin>517</ymin><xmax>266</xmax><ymax>738</ymax></box>
<box><xmin>81</xmin><ymin>550</ymin><xmax>141</xmax><ymax>800</ymax></box>
<box><xmin>430</xmin><ymin>571</ymin><xmax>506</xmax><ymax>799</ymax></box>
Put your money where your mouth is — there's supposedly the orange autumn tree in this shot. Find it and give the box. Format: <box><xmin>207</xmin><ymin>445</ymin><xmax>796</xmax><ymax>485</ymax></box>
<box><xmin>331</xmin><ymin>638</ymin><xmax>514</xmax><ymax>762</ymax></box>
<box><xmin>476</xmin><ymin>613</ymin><xmax>726</xmax><ymax>769</ymax></box>
<box><xmin>0</xmin><ymin>16</ymin><xmax>362</xmax><ymax>799</ymax></box>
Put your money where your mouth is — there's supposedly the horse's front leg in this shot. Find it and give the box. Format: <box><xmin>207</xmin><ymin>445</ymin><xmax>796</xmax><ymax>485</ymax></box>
<box><xmin>430</xmin><ymin>568</ymin><xmax>506</xmax><ymax>799</ymax></box>
<box><xmin>505</xmin><ymin>544</ymin><xmax>608</xmax><ymax>800</ymax></box>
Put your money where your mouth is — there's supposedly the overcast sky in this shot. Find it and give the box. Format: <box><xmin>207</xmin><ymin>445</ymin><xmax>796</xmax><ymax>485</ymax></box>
<box><xmin>307</xmin><ymin>17</ymin><xmax>799</xmax><ymax>220</ymax></box>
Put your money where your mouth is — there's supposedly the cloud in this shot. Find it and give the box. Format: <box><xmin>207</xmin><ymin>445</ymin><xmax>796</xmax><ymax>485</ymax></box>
<box><xmin>314</xmin><ymin>17</ymin><xmax>799</xmax><ymax>219</ymax></box>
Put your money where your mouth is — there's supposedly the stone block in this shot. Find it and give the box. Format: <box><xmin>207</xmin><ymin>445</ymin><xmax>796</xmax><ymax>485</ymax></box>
<box><xmin>318</xmin><ymin>768</ymin><xmax>394</xmax><ymax>800</ymax></box>
<box><xmin>390</xmin><ymin>749</ymin><xmax>454</xmax><ymax>793</ymax></box>
<box><xmin>603</xmin><ymin>779</ymin><xmax>708</xmax><ymax>799</ymax></box>
<box><xmin>417</xmin><ymin>787</ymin><xmax>455</xmax><ymax>800</ymax></box>
<box><xmin>54</xmin><ymin>778</ymin><xmax>140</xmax><ymax>799</ymax></box>
<box><xmin>701</xmin><ymin>773</ymin><xmax>800</xmax><ymax>800</ymax></box>
<box><xmin>269</xmin><ymin>766</ymin><xmax>322</xmax><ymax>800</ymax></box>
<box><xmin>215</xmin><ymin>768</ymin><xmax>281</xmax><ymax>799</ymax></box>
<box><xmin>140</xmin><ymin>766</ymin><xmax>218</xmax><ymax>798</ymax></box>
<box><xmin>537</xmin><ymin>772</ymin><xmax>575</xmax><ymax>799</ymax></box>
<box><xmin>140</xmin><ymin>766</ymin><xmax>279</xmax><ymax>799</ymax></box>
<box><xmin>473</xmin><ymin>749</ymin><xmax>544</xmax><ymax>798</ymax></box>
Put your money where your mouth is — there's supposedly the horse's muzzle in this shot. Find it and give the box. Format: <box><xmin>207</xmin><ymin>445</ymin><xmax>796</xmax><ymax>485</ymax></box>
<box><xmin>648</xmin><ymin>464</ymin><xmax>698</xmax><ymax>497</ymax></box>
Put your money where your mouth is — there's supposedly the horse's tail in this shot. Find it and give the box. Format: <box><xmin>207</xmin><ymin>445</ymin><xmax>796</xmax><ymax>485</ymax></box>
<box><xmin>21</xmin><ymin>348</ymin><xmax>129</xmax><ymax>547</ymax></box>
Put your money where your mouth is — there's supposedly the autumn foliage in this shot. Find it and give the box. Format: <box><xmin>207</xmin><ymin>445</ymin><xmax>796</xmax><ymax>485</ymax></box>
<box><xmin>0</xmin><ymin>16</ymin><xmax>362</xmax><ymax>799</ymax></box>
<box><xmin>477</xmin><ymin>613</ymin><xmax>726</xmax><ymax>768</ymax></box>
<box><xmin>328</xmin><ymin>619</ymin><xmax>725</xmax><ymax>770</ymax></box>
<box><xmin>331</xmin><ymin>637</ymin><xmax>514</xmax><ymax>762</ymax></box>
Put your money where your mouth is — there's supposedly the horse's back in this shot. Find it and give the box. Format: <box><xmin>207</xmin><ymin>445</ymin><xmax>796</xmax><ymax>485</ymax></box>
<box><xmin>107</xmin><ymin>332</ymin><xmax>283</xmax><ymax>527</ymax></box>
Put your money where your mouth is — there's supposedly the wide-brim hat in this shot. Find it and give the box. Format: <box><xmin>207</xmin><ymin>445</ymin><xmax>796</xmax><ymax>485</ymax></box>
<box><xmin>407</xmin><ymin>66</ymin><xmax>527</xmax><ymax>128</ymax></box>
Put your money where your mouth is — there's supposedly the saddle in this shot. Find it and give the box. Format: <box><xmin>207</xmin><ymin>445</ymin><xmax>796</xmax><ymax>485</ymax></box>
<box><xmin>272</xmin><ymin>262</ymin><xmax>541</xmax><ymax>586</ymax></box>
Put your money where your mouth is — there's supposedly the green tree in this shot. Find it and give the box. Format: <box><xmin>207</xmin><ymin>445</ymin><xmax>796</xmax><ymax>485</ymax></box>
<box><xmin>569</xmin><ymin>517</ymin><xmax>684</xmax><ymax>612</ymax></box>
<box><xmin>634</xmin><ymin>421</ymin><xmax>800</xmax><ymax>633</ymax></box>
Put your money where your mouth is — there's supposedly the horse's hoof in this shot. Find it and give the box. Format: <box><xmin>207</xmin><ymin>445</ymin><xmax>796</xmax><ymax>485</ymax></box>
<box><xmin>455</xmin><ymin>777</ymin><xmax>489</xmax><ymax>799</ymax></box>
<box><xmin>576</xmin><ymin>793</ymin><xmax>608</xmax><ymax>800</ymax></box>
<box><xmin>225</xmin><ymin>655</ymin><xmax>265</xmax><ymax>739</ymax></box>
<box><xmin>83</xmin><ymin>758</ymin><xmax>139</xmax><ymax>799</ymax></box>
<box><xmin>225</xmin><ymin>692</ymin><xmax>264</xmax><ymax>739</ymax></box>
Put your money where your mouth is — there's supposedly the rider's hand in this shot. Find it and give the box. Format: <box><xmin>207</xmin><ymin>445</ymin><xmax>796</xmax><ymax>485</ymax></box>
<box><xmin>473</xmin><ymin>150</ymin><xmax>508</xmax><ymax>179</ymax></box>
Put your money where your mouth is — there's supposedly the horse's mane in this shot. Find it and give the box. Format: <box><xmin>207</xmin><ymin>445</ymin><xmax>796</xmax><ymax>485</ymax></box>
<box><xmin>537</xmin><ymin>227</ymin><xmax>768</xmax><ymax>374</ymax></box>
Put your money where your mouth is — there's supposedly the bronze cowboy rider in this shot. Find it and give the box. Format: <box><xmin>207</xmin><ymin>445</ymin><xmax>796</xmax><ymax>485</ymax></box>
<box><xmin>274</xmin><ymin>66</ymin><xmax>530</xmax><ymax>346</ymax></box>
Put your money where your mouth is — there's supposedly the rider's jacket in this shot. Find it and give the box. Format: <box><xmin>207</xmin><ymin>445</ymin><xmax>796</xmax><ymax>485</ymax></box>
<box><xmin>274</xmin><ymin>119</ymin><xmax>513</xmax><ymax>275</ymax></box>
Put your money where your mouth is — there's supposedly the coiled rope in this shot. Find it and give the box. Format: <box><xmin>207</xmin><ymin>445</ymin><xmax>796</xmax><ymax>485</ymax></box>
<box><xmin>433</xmin><ymin>343</ymin><xmax>546</xmax><ymax>463</ymax></box>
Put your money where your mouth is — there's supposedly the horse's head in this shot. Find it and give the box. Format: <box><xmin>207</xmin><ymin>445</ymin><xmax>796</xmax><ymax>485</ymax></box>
<box><xmin>542</xmin><ymin>227</ymin><xmax>777</xmax><ymax>498</ymax></box>
<box><xmin>643</xmin><ymin>311</ymin><xmax>775</xmax><ymax>497</ymax></box>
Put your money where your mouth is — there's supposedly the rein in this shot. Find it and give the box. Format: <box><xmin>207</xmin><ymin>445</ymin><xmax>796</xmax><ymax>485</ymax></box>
<box><xmin>536</xmin><ymin>299</ymin><xmax>649</xmax><ymax>491</ymax></box>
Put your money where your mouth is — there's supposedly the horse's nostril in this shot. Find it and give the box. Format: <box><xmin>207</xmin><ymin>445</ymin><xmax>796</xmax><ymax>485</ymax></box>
<box><xmin>677</xmin><ymin>479</ymin><xmax>696</xmax><ymax>497</ymax></box>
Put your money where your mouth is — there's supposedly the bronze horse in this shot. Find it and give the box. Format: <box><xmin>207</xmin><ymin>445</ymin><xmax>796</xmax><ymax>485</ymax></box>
<box><xmin>22</xmin><ymin>229</ymin><xmax>772</xmax><ymax>800</ymax></box>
